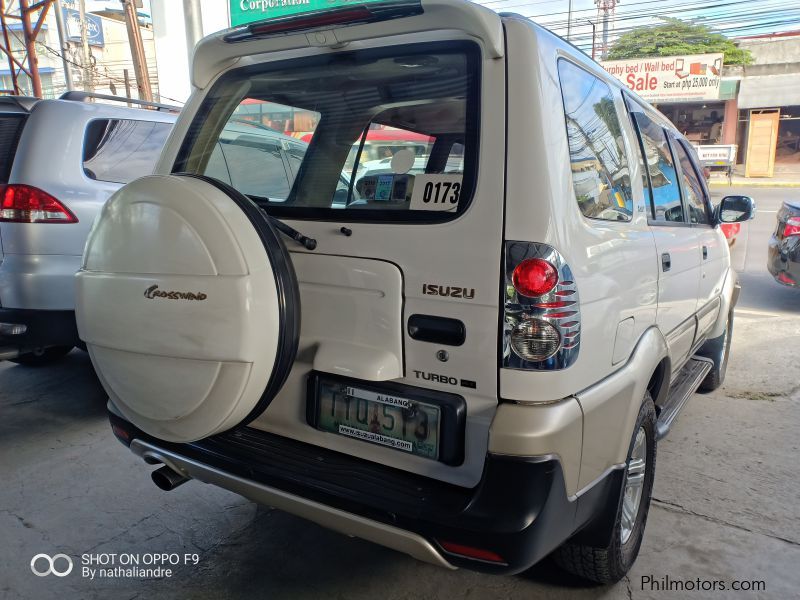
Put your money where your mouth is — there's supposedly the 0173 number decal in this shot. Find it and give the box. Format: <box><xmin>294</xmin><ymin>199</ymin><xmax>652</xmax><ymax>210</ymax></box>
<box><xmin>410</xmin><ymin>174</ymin><xmax>463</xmax><ymax>211</ymax></box>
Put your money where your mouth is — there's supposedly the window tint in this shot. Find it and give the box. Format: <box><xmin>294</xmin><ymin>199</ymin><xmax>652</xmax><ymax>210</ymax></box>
<box><xmin>204</xmin><ymin>143</ymin><xmax>230</xmax><ymax>184</ymax></box>
<box><xmin>558</xmin><ymin>60</ymin><xmax>633</xmax><ymax>222</ymax></box>
<box><xmin>175</xmin><ymin>42</ymin><xmax>480</xmax><ymax>222</ymax></box>
<box><xmin>0</xmin><ymin>115</ymin><xmax>26</xmax><ymax>183</ymax></box>
<box><xmin>219</xmin><ymin>137</ymin><xmax>291</xmax><ymax>200</ymax></box>
<box><xmin>674</xmin><ymin>140</ymin><xmax>709</xmax><ymax>225</ymax></box>
<box><xmin>630</xmin><ymin>112</ymin><xmax>684</xmax><ymax>223</ymax></box>
<box><xmin>83</xmin><ymin>119</ymin><xmax>172</xmax><ymax>184</ymax></box>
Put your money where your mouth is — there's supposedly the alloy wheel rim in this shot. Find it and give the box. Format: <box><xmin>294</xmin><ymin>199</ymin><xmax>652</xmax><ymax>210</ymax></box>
<box><xmin>621</xmin><ymin>427</ymin><xmax>647</xmax><ymax>544</ymax></box>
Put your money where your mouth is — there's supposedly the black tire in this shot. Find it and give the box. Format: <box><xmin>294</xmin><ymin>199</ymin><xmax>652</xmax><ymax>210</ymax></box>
<box><xmin>554</xmin><ymin>394</ymin><xmax>657</xmax><ymax>584</ymax></box>
<box><xmin>696</xmin><ymin>310</ymin><xmax>733</xmax><ymax>393</ymax></box>
<box><xmin>9</xmin><ymin>345</ymin><xmax>73</xmax><ymax>366</ymax></box>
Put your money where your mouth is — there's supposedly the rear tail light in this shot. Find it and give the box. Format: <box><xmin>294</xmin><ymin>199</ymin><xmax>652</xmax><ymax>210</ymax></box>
<box><xmin>0</xmin><ymin>184</ymin><xmax>78</xmax><ymax>223</ymax></box>
<box><xmin>782</xmin><ymin>217</ymin><xmax>800</xmax><ymax>238</ymax></box>
<box><xmin>503</xmin><ymin>242</ymin><xmax>580</xmax><ymax>370</ymax></box>
<box><xmin>512</xmin><ymin>258</ymin><xmax>558</xmax><ymax>297</ymax></box>
<box><xmin>510</xmin><ymin>319</ymin><xmax>561</xmax><ymax>362</ymax></box>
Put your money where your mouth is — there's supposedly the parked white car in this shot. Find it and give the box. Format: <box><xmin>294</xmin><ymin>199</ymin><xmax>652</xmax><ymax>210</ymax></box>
<box><xmin>0</xmin><ymin>93</ymin><xmax>176</xmax><ymax>364</ymax></box>
<box><xmin>75</xmin><ymin>0</ymin><xmax>753</xmax><ymax>583</ymax></box>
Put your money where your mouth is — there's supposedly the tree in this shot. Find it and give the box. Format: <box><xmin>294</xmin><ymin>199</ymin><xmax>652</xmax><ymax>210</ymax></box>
<box><xmin>607</xmin><ymin>18</ymin><xmax>752</xmax><ymax>65</ymax></box>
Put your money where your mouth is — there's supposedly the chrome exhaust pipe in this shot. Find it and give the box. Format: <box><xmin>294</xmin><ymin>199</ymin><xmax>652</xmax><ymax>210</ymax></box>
<box><xmin>151</xmin><ymin>465</ymin><xmax>190</xmax><ymax>491</ymax></box>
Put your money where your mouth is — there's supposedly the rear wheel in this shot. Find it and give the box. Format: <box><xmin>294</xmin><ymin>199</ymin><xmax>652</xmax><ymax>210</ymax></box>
<box><xmin>9</xmin><ymin>345</ymin><xmax>73</xmax><ymax>366</ymax></box>
<box><xmin>554</xmin><ymin>394</ymin><xmax>657</xmax><ymax>584</ymax></box>
<box><xmin>696</xmin><ymin>310</ymin><xmax>733</xmax><ymax>393</ymax></box>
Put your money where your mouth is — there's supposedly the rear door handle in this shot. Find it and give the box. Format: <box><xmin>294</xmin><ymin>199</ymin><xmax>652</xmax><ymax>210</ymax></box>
<box><xmin>661</xmin><ymin>252</ymin><xmax>671</xmax><ymax>272</ymax></box>
<box><xmin>702</xmin><ymin>245</ymin><xmax>708</xmax><ymax>260</ymax></box>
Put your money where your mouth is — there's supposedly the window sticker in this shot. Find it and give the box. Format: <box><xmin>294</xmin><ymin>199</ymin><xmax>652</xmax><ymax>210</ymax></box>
<box><xmin>375</xmin><ymin>174</ymin><xmax>394</xmax><ymax>201</ymax></box>
<box><xmin>409</xmin><ymin>174</ymin><xmax>463</xmax><ymax>211</ymax></box>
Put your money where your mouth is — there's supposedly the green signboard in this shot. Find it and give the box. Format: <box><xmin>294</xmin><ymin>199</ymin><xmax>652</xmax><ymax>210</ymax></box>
<box><xmin>230</xmin><ymin>0</ymin><xmax>387</xmax><ymax>26</ymax></box>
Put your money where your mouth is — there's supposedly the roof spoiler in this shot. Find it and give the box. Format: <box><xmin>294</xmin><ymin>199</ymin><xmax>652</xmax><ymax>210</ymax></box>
<box><xmin>0</xmin><ymin>96</ymin><xmax>40</xmax><ymax>112</ymax></box>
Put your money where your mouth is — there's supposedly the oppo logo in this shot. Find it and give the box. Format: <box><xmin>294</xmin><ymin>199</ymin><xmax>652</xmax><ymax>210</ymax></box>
<box><xmin>30</xmin><ymin>553</ymin><xmax>73</xmax><ymax>577</ymax></box>
<box><xmin>422</xmin><ymin>284</ymin><xmax>475</xmax><ymax>299</ymax></box>
<box><xmin>144</xmin><ymin>285</ymin><xmax>207</xmax><ymax>301</ymax></box>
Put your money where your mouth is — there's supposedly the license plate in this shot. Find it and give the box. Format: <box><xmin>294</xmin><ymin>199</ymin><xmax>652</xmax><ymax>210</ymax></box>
<box><xmin>316</xmin><ymin>382</ymin><xmax>441</xmax><ymax>460</ymax></box>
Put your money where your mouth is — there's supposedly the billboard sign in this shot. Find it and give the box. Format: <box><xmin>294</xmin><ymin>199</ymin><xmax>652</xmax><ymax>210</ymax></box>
<box><xmin>230</xmin><ymin>0</ymin><xmax>388</xmax><ymax>26</ymax></box>
<box><xmin>600</xmin><ymin>53</ymin><xmax>723</xmax><ymax>103</ymax></box>
<box><xmin>63</xmin><ymin>8</ymin><xmax>105</xmax><ymax>48</ymax></box>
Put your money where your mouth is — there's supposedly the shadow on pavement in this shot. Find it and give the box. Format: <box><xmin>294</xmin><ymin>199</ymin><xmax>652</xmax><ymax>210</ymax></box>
<box><xmin>736</xmin><ymin>271</ymin><xmax>800</xmax><ymax>315</ymax></box>
<box><xmin>0</xmin><ymin>350</ymin><xmax>107</xmax><ymax>443</ymax></box>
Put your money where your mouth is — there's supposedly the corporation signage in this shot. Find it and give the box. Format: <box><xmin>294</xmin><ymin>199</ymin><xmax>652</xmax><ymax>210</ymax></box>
<box><xmin>230</xmin><ymin>0</ymin><xmax>387</xmax><ymax>26</ymax></box>
<box><xmin>63</xmin><ymin>8</ymin><xmax>105</xmax><ymax>48</ymax></box>
<box><xmin>600</xmin><ymin>53</ymin><xmax>723</xmax><ymax>103</ymax></box>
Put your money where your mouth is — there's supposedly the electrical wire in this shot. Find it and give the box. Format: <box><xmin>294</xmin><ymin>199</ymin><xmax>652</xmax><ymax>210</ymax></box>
<box><xmin>3</xmin><ymin>23</ymin><xmax>184</xmax><ymax>105</ymax></box>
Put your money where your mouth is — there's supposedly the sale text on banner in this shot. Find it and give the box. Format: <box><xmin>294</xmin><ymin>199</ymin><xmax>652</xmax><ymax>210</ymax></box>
<box><xmin>600</xmin><ymin>53</ymin><xmax>723</xmax><ymax>103</ymax></box>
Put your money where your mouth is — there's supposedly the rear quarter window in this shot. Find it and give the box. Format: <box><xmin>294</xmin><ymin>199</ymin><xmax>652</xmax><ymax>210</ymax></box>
<box><xmin>83</xmin><ymin>119</ymin><xmax>172</xmax><ymax>184</ymax></box>
<box><xmin>557</xmin><ymin>59</ymin><xmax>634</xmax><ymax>223</ymax></box>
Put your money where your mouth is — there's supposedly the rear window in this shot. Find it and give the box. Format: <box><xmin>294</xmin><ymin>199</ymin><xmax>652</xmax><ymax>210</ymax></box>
<box><xmin>0</xmin><ymin>114</ymin><xmax>27</xmax><ymax>183</ymax></box>
<box><xmin>83</xmin><ymin>119</ymin><xmax>173</xmax><ymax>184</ymax></box>
<box><xmin>174</xmin><ymin>42</ymin><xmax>480</xmax><ymax>222</ymax></box>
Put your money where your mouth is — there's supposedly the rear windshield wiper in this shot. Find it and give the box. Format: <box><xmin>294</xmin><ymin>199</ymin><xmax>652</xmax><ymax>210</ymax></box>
<box><xmin>268</xmin><ymin>215</ymin><xmax>317</xmax><ymax>251</ymax></box>
<box><xmin>249</xmin><ymin>195</ymin><xmax>317</xmax><ymax>250</ymax></box>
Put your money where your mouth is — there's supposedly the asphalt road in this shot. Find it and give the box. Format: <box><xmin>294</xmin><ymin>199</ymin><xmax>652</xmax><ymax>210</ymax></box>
<box><xmin>1</xmin><ymin>186</ymin><xmax>798</xmax><ymax>600</ymax></box>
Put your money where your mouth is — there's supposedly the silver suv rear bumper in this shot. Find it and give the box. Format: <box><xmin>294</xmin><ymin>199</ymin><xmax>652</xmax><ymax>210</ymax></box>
<box><xmin>130</xmin><ymin>438</ymin><xmax>457</xmax><ymax>570</ymax></box>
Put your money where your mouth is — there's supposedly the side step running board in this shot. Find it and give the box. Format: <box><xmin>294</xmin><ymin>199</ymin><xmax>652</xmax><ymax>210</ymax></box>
<box><xmin>655</xmin><ymin>356</ymin><xmax>713</xmax><ymax>440</ymax></box>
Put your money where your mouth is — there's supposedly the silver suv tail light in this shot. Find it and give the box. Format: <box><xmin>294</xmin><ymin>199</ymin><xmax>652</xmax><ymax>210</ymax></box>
<box><xmin>502</xmin><ymin>241</ymin><xmax>580</xmax><ymax>370</ymax></box>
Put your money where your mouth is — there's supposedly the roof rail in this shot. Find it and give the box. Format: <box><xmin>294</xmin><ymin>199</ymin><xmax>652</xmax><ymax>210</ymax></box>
<box><xmin>59</xmin><ymin>91</ymin><xmax>181</xmax><ymax>113</ymax></box>
<box><xmin>0</xmin><ymin>95</ymin><xmax>40</xmax><ymax>112</ymax></box>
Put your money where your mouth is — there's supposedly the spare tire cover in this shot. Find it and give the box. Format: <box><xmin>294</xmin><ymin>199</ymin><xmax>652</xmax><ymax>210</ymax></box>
<box><xmin>76</xmin><ymin>174</ymin><xmax>299</xmax><ymax>442</ymax></box>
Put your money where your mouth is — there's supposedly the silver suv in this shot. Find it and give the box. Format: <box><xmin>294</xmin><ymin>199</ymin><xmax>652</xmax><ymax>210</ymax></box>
<box><xmin>0</xmin><ymin>93</ymin><xmax>176</xmax><ymax>365</ymax></box>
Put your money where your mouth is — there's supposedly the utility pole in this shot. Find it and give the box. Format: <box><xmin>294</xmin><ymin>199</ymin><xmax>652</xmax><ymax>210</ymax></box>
<box><xmin>78</xmin><ymin>0</ymin><xmax>92</xmax><ymax>91</ymax></box>
<box><xmin>586</xmin><ymin>19</ymin><xmax>597</xmax><ymax>60</ymax></box>
<box><xmin>123</xmin><ymin>0</ymin><xmax>153</xmax><ymax>101</ymax></box>
<box><xmin>566</xmin><ymin>0</ymin><xmax>573</xmax><ymax>42</ymax></box>
<box><xmin>595</xmin><ymin>0</ymin><xmax>619</xmax><ymax>60</ymax></box>
<box><xmin>183</xmin><ymin>0</ymin><xmax>203</xmax><ymax>65</ymax></box>
<box><xmin>52</xmin><ymin>0</ymin><xmax>74</xmax><ymax>91</ymax></box>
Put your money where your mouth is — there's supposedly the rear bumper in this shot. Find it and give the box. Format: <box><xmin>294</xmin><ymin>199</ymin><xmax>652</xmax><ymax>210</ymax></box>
<box><xmin>768</xmin><ymin>234</ymin><xmax>800</xmax><ymax>286</ymax></box>
<box><xmin>0</xmin><ymin>307</ymin><xmax>79</xmax><ymax>354</ymax></box>
<box><xmin>110</xmin><ymin>412</ymin><xmax>624</xmax><ymax>574</ymax></box>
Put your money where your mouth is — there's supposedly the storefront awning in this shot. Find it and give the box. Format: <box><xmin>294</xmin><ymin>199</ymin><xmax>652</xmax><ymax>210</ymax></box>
<box><xmin>738</xmin><ymin>74</ymin><xmax>800</xmax><ymax>109</ymax></box>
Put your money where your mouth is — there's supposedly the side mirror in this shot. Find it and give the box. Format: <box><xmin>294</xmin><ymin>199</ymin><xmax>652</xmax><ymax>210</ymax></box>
<box><xmin>717</xmin><ymin>195</ymin><xmax>755</xmax><ymax>224</ymax></box>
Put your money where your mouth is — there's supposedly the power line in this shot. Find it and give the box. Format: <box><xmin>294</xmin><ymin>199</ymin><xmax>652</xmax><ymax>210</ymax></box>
<box><xmin>32</xmin><ymin>34</ymin><xmax>183</xmax><ymax>104</ymax></box>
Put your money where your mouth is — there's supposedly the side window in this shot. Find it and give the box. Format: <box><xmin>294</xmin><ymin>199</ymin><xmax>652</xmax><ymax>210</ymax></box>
<box><xmin>557</xmin><ymin>60</ymin><xmax>634</xmax><ymax>222</ymax></box>
<box><xmin>629</xmin><ymin>112</ymin><xmax>685</xmax><ymax>223</ymax></box>
<box><xmin>83</xmin><ymin>119</ymin><xmax>172</xmax><ymax>184</ymax></box>
<box><xmin>674</xmin><ymin>140</ymin><xmax>710</xmax><ymax>225</ymax></box>
<box><xmin>285</xmin><ymin>143</ymin><xmax>305</xmax><ymax>178</ymax></box>
<box><xmin>218</xmin><ymin>137</ymin><xmax>291</xmax><ymax>200</ymax></box>
<box><xmin>204</xmin><ymin>143</ymin><xmax>231</xmax><ymax>185</ymax></box>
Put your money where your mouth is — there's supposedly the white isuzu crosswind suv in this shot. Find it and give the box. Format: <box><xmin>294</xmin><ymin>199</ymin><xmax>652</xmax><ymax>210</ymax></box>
<box><xmin>74</xmin><ymin>0</ymin><xmax>754</xmax><ymax>583</ymax></box>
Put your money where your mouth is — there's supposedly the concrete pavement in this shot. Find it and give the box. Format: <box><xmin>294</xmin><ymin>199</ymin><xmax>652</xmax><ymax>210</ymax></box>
<box><xmin>1</xmin><ymin>186</ymin><xmax>798</xmax><ymax>600</ymax></box>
